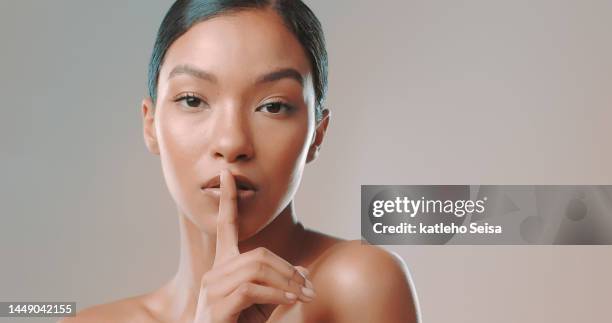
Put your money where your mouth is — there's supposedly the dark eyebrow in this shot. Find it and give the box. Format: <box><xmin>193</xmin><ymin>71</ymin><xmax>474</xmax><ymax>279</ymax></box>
<box><xmin>256</xmin><ymin>68</ymin><xmax>304</xmax><ymax>86</ymax></box>
<box><xmin>167</xmin><ymin>64</ymin><xmax>303</xmax><ymax>86</ymax></box>
<box><xmin>168</xmin><ymin>64</ymin><xmax>217</xmax><ymax>83</ymax></box>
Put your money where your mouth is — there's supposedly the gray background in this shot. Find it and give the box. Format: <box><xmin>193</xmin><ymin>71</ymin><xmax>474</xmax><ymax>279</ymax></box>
<box><xmin>1</xmin><ymin>0</ymin><xmax>611</xmax><ymax>322</ymax></box>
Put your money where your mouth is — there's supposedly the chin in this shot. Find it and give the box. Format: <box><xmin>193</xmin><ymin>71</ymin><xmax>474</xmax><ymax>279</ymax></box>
<box><xmin>181</xmin><ymin>203</ymin><xmax>275</xmax><ymax>239</ymax></box>
<box><xmin>236</xmin><ymin>207</ymin><xmax>278</xmax><ymax>239</ymax></box>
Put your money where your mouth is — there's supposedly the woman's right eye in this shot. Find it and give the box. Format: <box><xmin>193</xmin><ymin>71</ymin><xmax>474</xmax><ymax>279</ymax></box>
<box><xmin>173</xmin><ymin>93</ymin><xmax>208</xmax><ymax>110</ymax></box>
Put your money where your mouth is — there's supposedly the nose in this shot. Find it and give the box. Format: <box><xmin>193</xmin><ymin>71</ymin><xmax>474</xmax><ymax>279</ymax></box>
<box><xmin>209</xmin><ymin>105</ymin><xmax>254</xmax><ymax>163</ymax></box>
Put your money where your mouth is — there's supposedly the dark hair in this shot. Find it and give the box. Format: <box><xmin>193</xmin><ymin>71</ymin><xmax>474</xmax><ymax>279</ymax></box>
<box><xmin>147</xmin><ymin>0</ymin><xmax>328</xmax><ymax>122</ymax></box>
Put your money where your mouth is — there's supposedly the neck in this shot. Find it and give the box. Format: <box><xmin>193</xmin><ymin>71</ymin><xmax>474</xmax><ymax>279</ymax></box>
<box><xmin>157</xmin><ymin>202</ymin><xmax>306</xmax><ymax>322</ymax></box>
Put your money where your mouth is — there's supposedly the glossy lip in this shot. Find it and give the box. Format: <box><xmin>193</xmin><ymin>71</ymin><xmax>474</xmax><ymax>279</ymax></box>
<box><xmin>201</xmin><ymin>187</ymin><xmax>256</xmax><ymax>201</ymax></box>
<box><xmin>201</xmin><ymin>174</ymin><xmax>258</xmax><ymax>191</ymax></box>
<box><xmin>201</xmin><ymin>173</ymin><xmax>258</xmax><ymax>202</ymax></box>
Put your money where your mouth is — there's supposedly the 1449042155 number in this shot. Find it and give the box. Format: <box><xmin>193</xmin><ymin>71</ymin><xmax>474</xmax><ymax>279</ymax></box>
<box><xmin>7</xmin><ymin>303</ymin><xmax>73</xmax><ymax>315</ymax></box>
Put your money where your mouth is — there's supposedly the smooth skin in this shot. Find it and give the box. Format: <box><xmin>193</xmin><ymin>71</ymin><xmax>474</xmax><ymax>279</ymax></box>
<box><xmin>60</xmin><ymin>8</ymin><xmax>418</xmax><ymax>323</ymax></box>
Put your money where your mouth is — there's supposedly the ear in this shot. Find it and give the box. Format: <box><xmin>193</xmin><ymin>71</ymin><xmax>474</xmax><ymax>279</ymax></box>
<box><xmin>141</xmin><ymin>97</ymin><xmax>160</xmax><ymax>155</ymax></box>
<box><xmin>306</xmin><ymin>109</ymin><xmax>331</xmax><ymax>164</ymax></box>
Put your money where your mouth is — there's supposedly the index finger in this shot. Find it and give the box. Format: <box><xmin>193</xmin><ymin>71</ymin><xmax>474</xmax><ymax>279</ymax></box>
<box><xmin>214</xmin><ymin>169</ymin><xmax>240</xmax><ymax>266</ymax></box>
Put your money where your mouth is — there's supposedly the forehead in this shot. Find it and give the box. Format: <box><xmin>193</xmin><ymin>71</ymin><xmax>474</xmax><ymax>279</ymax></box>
<box><xmin>159</xmin><ymin>9</ymin><xmax>312</xmax><ymax>84</ymax></box>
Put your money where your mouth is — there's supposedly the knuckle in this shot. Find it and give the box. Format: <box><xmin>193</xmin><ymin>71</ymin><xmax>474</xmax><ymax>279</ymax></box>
<box><xmin>255</xmin><ymin>247</ymin><xmax>269</xmax><ymax>259</ymax></box>
<box><xmin>237</xmin><ymin>283</ymin><xmax>252</xmax><ymax>299</ymax></box>
<box><xmin>251</xmin><ymin>261</ymin><xmax>266</xmax><ymax>279</ymax></box>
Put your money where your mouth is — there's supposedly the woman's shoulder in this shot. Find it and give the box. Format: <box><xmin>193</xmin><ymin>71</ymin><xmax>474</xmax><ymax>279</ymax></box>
<box><xmin>302</xmin><ymin>230</ymin><xmax>411</xmax><ymax>278</ymax></box>
<box><xmin>304</xmin><ymin>234</ymin><xmax>420</xmax><ymax>322</ymax></box>
<box><xmin>308</xmin><ymin>238</ymin><xmax>412</xmax><ymax>286</ymax></box>
<box><xmin>57</xmin><ymin>294</ymin><xmax>156</xmax><ymax>323</ymax></box>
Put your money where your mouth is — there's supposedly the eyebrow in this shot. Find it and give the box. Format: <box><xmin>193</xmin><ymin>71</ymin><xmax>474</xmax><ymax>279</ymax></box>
<box><xmin>256</xmin><ymin>68</ymin><xmax>304</xmax><ymax>86</ymax></box>
<box><xmin>167</xmin><ymin>64</ymin><xmax>304</xmax><ymax>86</ymax></box>
<box><xmin>168</xmin><ymin>64</ymin><xmax>217</xmax><ymax>82</ymax></box>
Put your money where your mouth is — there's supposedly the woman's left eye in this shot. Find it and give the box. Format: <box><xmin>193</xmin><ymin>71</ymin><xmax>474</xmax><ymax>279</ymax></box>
<box><xmin>257</xmin><ymin>102</ymin><xmax>294</xmax><ymax>114</ymax></box>
<box><xmin>173</xmin><ymin>92</ymin><xmax>208</xmax><ymax>111</ymax></box>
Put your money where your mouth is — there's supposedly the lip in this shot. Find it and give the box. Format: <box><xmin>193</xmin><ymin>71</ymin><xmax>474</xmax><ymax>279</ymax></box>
<box><xmin>201</xmin><ymin>173</ymin><xmax>258</xmax><ymax>201</ymax></box>
<box><xmin>202</xmin><ymin>174</ymin><xmax>258</xmax><ymax>191</ymax></box>
<box><xmin>201</xmin><ymin>187</ymin><xmax>256</xmax><ymax>201</ymax></box>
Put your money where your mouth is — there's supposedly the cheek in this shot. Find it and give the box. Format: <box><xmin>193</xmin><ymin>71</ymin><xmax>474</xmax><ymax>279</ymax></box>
<box><xmin>255</xmin><ymin>119</ymin><xmax>311</xmax><ymax>202</ymax></box>
<box><xmin>155</xmin><ymin>110</ymin><xmax>205</xmax><ymax>205</ymax></box>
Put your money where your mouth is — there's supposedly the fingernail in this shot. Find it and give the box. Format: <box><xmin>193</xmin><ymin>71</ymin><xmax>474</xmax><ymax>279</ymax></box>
<box><xmin>305</xmin><ymin>278</ymin><xmax>314</xmax><ymax>289</ymax></box>
<box><xmin>285</xmin><ymin>291</ymin><xmax>297</xmax><ymax>301</ymax></box>
<box><xmin>301</xmin><ymin>286</ymin><xmax>316</xmax><ymax>298</ymax></box>
<box><xmin>295</xmin><ymin>266</ymin><xmax>310</xmax><ymax>280</ymax></box>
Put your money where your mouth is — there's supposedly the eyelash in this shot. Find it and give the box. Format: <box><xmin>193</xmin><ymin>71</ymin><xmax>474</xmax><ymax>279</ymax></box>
<box><xmin>173</xmin><ymin>92</ymin><xmax>207</xmax><ymax>110</ymax></box>
<box><xmin>256</xmin><ymin>101</ymin><xmax>295</xmax><ymax>115</ymax></box>
<box><xmin>173</xmin><ymin>93</ymin><xmax>295</xmax><ymax>115</ymax></box>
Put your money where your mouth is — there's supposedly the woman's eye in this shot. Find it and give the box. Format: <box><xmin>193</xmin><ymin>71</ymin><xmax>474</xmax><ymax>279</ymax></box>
<box><xmin>184</xmin><ymin>96</ymin><xmax>201</xmax><ymax>107</ymax></box>
<box><xmin>174</xmin><ymin>94</ymin><xmax>207</xmax><ymax>110</ymax></box>
<box><xmin>258</xmin><ymin>102</ymin><xmax>293</xmax><ymax>114</ymax></box>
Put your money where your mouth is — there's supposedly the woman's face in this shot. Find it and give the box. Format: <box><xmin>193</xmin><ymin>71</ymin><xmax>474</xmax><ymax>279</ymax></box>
<box><xmin>141</xmin><ymin>9</ymin><xmax>328</xmax><ymax>239</ymax></box>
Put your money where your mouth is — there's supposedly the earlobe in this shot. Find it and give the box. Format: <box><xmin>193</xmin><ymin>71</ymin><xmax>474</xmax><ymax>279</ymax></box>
<box><xmin>141</xmin><ymin>97</ymin><xmax>160</xmax><ymax>155</ymax></box>
<box><xmin>306</xmin><ymin>109</ymin><xmax>331</xmax><ymax>164</ymax></box>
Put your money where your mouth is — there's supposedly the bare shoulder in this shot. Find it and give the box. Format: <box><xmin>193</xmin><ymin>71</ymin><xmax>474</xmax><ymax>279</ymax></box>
<box><xmin>308</xmin><ymin>240</ymin><xmax>420</xmax><ymax>323</ymax></box>
<box><xmin>309</xmin><ymin>239</ymin><xmax>413</xmax><ymax>286</ymax></box>
<box><xmin>57</xmin><ymin>294</ymin><xmax>156</xmax><ymax>323</ymax></box>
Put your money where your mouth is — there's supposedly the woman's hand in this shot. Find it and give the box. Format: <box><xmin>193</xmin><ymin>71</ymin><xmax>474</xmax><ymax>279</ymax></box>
<box><xmin>194</xmin><ymin>169</ymin><xmax>315</xmax><ymax>323</ymax></box>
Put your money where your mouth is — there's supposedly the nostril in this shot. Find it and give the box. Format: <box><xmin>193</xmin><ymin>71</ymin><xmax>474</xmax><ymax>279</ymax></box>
<box><xmin>236</xmin><ymin>153</ymin><xmax>250</xmax><ymax>161</ymax></box>
<box><xmin>212</xmin><ymin>148</ymin><xmax>253</xmax><ymax>162</ymax></box>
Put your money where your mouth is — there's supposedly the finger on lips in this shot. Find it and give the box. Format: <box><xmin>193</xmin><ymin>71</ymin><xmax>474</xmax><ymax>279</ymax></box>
<box><xmin>214</xmin><ymin>169</ymin><xmax>240</xmax><ymax>265</ymax></box>
<box><xmin>208</xmin><ymin>169</ymin><xmax>316</xmax><ymax>311</ymax></box>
